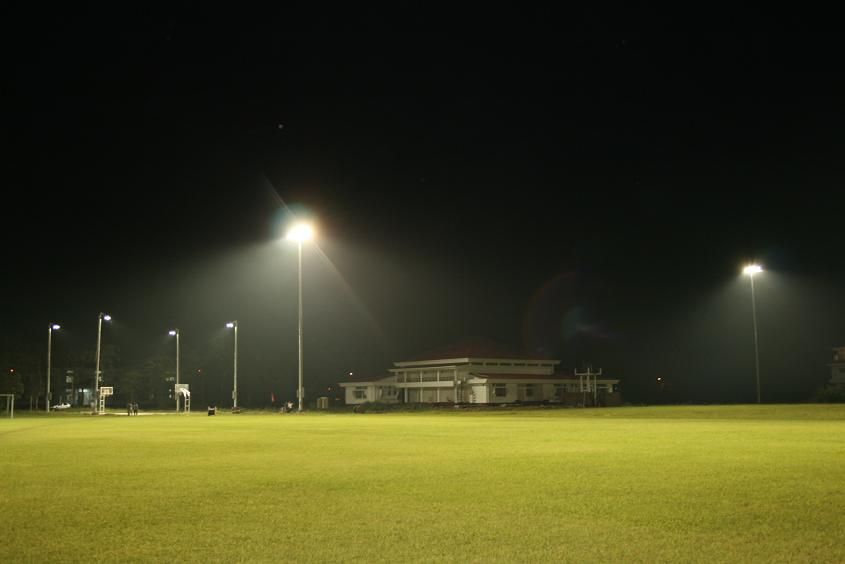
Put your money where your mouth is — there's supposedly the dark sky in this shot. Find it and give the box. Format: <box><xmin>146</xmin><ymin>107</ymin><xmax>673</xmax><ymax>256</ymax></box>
<box><xmin>6</xmin><ymin>21</ymin><xmax>845</xmax><ymax>404</ymax></box>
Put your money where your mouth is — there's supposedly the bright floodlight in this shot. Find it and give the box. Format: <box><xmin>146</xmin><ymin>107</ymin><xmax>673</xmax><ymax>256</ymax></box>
<box><xmin>226</xmin><ymin>322</ymin><xmax>235</xmax><ymax>328</ymax></box>
<box><xmin>169</xmin><ymin>330</ymin><xmax>177</xmax><ymax>336</ymax></box>
<box><xmin>286</xmin><ymin>223</ymin><xmax>314</xmax><ymax>243</ymax></box>
<box><xmin>51</xmin><ymin>324</ymin><xmax>60</xmax><ymax>330</ymax></box>
<box><xmin>743</xmin><ymin>264</ymin><xmax>763</xmax><ymax>276</ymax></box>
<box><xmin>103</xmin><ymin>314</ymin><xmax>112</xmax><ymax>321</ymax></box>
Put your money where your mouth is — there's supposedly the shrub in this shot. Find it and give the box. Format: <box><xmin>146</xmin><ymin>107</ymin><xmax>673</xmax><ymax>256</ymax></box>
<box><xmin>812</xmin><ymin>386</ymin><xmax>845</xmax><ymax>403</ymax></box>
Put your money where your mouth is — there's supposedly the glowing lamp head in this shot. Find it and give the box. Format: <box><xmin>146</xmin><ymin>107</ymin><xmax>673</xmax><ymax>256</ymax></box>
<box><xmin>226</xmin><ymin>322</ymin><xmax>235</xmax><ymax>329</ymax></box>
<box><xmin>742</xmin><ymin>264</ymin><xmax>763</xmax><ymax>276</ymax></box>
<box><xmin>51</xmin><ymin>324</ymin><xmax>60</xmax><ymax>330</ymax></box>
<box><xmin>169</xmin><ymin>330</ymin><xmax>177</xmax><ymax>336</ymax></box>
<box><xmin>103</xmin><ymin>314</ymin><xmax>112</xmax><ymax>321</ymax></box>
<box><xmin>286</xmin><ymin>223</ymin><xmax>314</xmax><ymax>243</ymax></box>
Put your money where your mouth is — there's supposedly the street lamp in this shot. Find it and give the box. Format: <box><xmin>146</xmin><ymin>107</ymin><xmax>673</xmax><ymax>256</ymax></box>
<box><xmin>94</xmin><ymin>313</ymin><xmax>111</xmax><ymax>412</ymax></box>
<box><xmin>286</xmin><ymin>222</ymin><xmax>314</xmax><ymax>412</ymax></box>
<box><xmin>46</xmin><ymin>323</ymin><xmax>60</xmax><ymax>413</ymax></box>
<box><xmin>169</xmin><ymin>329</ymin><xmax>180</xmax><ymax>412</ymax></box>
<box><xmin>742</xmin><ymin>264</ymin><xmax>763</xmax><ymax>403</ymax></box>
<box><xmin>226</xmin><ymin>321</ymin><xmax>238</xmax><ymax>411</ymax></box>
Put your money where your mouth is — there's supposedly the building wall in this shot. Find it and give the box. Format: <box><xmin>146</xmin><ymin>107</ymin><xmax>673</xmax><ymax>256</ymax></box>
<box><xmin>488</xmin><ymin>383</ymin><xmax>518</xmax><ymax>403</ymax></box>
<box><xmin>343</xmin><ymin>357</ymin><xmax>619</xmax><ymax>406</ymax></box>
<box><xmin>344</xmin><ymin>382</ymin><xmax>622</xmax><ymax>406</ymax></box>
<box><xmin>344</xmin><ymin>385</ymin><xmax>376</xmax><ymax>405</ymax></box>
<box><xmin>469</xmin><ymin>384</ymin><xmax>488</xmax><ymax>404</ymax></box>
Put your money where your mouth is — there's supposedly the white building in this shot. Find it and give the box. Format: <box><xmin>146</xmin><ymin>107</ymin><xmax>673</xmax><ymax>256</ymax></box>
<box><xmin>340</xmin><ymin>343</ymin><xmax>620</xmax><ymax>407</ymax></box>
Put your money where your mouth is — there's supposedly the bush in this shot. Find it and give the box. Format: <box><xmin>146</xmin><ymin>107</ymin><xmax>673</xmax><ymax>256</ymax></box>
<box><xmin>812</xmin><ymin>386</ymin><xmax>845</xmax><ymax>403</ymax></box>
<box><xmin>352</xmin><ymin>402</ymin><xmax>389</xmax><ymax>413</ymax></box>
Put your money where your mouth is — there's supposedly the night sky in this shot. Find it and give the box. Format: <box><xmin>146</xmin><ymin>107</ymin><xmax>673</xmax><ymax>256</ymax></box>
<box><xmin>6</xmin><ymin>23</ymin><xmax>845</xmax><ymax>405</ymax></box>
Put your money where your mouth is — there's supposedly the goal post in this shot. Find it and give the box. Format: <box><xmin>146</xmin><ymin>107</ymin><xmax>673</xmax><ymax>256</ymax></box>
<box><xmin>174</xmin><ymin>384</ymin><xmax>191</xmax><ymax>413</ymax></box>
<box><xmin>1</xmin><ymin>394</ymin><xmax>14</xmax><ymax>419</ymax></box>
<box><xmin>97</xmin><ymin>387</ymin><xmax>113</xmax><ymax>415</ymax></box>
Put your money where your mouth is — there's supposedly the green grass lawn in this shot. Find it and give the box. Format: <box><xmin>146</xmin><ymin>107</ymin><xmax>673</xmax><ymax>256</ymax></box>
<box><xmin>2</xmin><ymin>405</ymin><xmax>844</xmax><ymax>563</ymax></box>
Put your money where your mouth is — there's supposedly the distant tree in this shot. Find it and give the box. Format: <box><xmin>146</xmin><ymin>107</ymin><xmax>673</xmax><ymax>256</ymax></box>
<box><xmin>1</xmin><ymin>335</ymin><xmax>42</xmax><ymax>407</ymax></box>
<box><xmin>97</xmin><ymin>344</ymin><xmax>121</xmax><ymax>388</ymax></box>
<box><xmin>115</xmin><ymin>368</ymin><xmax>147</xmax><ymax>404</ymax></box>
<box><xmin>141</xmin><ymin>355</ymin><xmax>173</xmax><ymax>408</ymax></box>
<box><xmin>813</xmin><ymin>386</ymin><xmax>845</xmax><ymax>403</ymax></box>
<box><xmin>0</xmin><ymin>368</ymin><xmax>24</xmax><ymax>397</ymax></box>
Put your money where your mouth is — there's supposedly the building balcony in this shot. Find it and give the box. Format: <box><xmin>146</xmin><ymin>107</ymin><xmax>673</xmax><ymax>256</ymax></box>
<box><xmin>394</xmin><ymin>381</ymin><xmax>457</xmax><ymax>388</ymax></box>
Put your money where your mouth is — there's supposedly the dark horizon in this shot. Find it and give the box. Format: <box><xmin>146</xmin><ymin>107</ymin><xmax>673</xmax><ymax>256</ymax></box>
<box><xmin>5</xmin><ymin>25</ymin><xmax>845</xmax><ymax>406</ymax></box>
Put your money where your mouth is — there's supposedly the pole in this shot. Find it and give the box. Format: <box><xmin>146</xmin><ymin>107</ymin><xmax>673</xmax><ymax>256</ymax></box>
<box><xmin>95</xmin><ymin>315</ymin><xmax>103</xmax><ymax>412</ymax></box>
<box><xmin>750</xmin><ymin>274</ymin><xmax>761</xmax><ymax>404</ymax></box>
<box><xmin>175</xmin><ymin>330</ymin><xmax>180</xmax><ymax>412</ymax></box>
<box><xmin>46</xmin><ymin>325</ymin><xmax>53</xmax><ymax>413</ymax></box>
<box><xmin>297</xmin><ymin>241</ymin><xmax>304</xmax><ymax>412</ymax></box>
<box><xmin>233</xmin><ymin>321</ymin><xmax>238</xmax><ymax>410</ymax></box>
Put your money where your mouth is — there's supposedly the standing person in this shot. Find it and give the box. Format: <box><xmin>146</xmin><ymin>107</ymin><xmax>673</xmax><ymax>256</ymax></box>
<box><xmin>127</xmin><ymin>402</ymin><xmax>131</xmax><ymax>416</ymax></box>
<box><xmin>132</xmin><ymin>402</ymin><xmax>138</xmax><ymax>416</ymax></box>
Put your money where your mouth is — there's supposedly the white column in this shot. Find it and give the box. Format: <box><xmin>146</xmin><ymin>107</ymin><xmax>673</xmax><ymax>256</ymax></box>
<box><xmin>233</xmin><ymin>322</ymin><xmax>238</xmax><ymax>410</ymax></box>
<box><xmin>46</xmin><ymin>326</ymin><xmax>53</xmax><ymax>413</ymax></box>
<box><xmin>297</xmin><ymin>241</ymin><xmax>304</xmax><ymax>412</ymax></box>
<box><xmin>95</xmin><ymin>316</ymin><xmax>103</xmax><ymax>407</ymax></box>
<box><xmin>176</xmin><ymin>330</ymin><xmax>180</xmax><ymax>412</ymax></box>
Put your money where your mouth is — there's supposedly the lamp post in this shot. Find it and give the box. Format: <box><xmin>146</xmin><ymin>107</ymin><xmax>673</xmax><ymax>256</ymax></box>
<box><xmin>94</xmin><ymin>313</ymin><xmax>111</xmax><ymax>411</ymax></box>
<box><xmin>226</xmin><ymin>321</ymin><xmax>238</xmax><ymax>410</ymax></box>
<box><xmin>286</xmin><ymin>222</ymin><xmax>314</xmax><ymax>412</ymax></box>
<box><xmin>46</xmin><ymin>323</ymin><xmax>60</xmax><ymax>413</ymax></box>
<box><xmin>169</xmin><ymin>329</ymin><xmax>180</xmax><ymax>412</ymax></box>
<box><xmin>742</xmin><ymin>264</ymin><xmax>763</xmax><ymax>404</ymax></box>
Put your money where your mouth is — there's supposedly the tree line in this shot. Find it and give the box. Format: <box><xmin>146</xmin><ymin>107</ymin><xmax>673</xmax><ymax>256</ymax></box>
<box><xmin>0</xmin><ymin>335</ymin><xmax>237</xmax><ymax>410</ymax></box>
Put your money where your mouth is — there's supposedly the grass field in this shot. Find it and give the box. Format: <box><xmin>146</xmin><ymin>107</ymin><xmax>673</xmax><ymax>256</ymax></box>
<box><xmin>2</xmin><ymin>405</ymin><xmax>844</xmax><ymax>563</ymax></box>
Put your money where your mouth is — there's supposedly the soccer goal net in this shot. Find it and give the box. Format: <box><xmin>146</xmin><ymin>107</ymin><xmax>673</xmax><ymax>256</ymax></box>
<box><xmin>1</xmin><ymin>394</ymin><xmax>14</xmax><ymax>419</ymax></box>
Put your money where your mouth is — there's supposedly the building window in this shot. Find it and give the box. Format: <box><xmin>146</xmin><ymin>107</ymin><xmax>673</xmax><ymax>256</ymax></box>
<box><xmin>494</xmin><ymin>384</ymin><xmax>507</xmax><ymax>397</ymax></box>
<box><xmin>554</xmin><ymin>384</ymin><xmax>564</xmax><ymax>398</ymax></box>
<box><xmin>522</xmin><ymin>385</ymin><xmax>535</xmax><ymax>398</ymax></box>
<box><xmin>353</xmin><ymin>387</ymin><xmax>367</xmax><ymax>400</ymax></box>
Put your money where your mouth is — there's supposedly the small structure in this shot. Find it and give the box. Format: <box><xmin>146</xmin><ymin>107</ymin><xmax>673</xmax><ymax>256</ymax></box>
<box><xmin>340</xmin><ymin>342</ymin><xmax>621</xmax><ymax>407</ymax></box>
<box><xmin>97</xmin><ymin>386</ymin><xmax>113</xmax><ymax>415</ymax></box>
<box><xmin>1</xmin><ymin>394</ymin><xmax>14</xmax><ymax>418</ymax></box>
<box><xmin>175</xmin><ymin>384</ymin><xmax>191</xmax><ymax>413</ymax></box>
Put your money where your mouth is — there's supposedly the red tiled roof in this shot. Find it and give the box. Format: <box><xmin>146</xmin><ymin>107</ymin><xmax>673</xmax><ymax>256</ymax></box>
<box><xmin>471</xmin><ymin>372</ymin><xmax>577</xmax><ymax>381</ymax></box>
